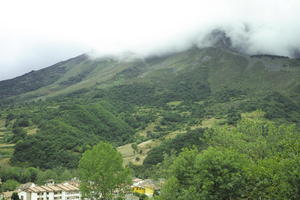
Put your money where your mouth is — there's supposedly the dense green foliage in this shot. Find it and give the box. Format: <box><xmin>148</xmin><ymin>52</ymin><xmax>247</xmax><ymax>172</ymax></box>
<box><xmin>79</xmin><ymin>142</ymin><xmax>131</xmax><ymax>200</ymax></box>
<box><xmin>11</xmin><ymin>103</ymin><xmax>134</xmax><ymax>168</ymax></box>
<box><xmin>159</xmin><ymin>148</ymin><xmax>250</xmax><ymax>200</ymax></box>
<box><xmin>143</xmin><ymin>129</ymin><xmax>206</xmax><ymax>166</ymax></box>
<box><xmin>158</xmin><ymin>119</ymin><xmax>300</xmax><ymax>200</ymax></box>
<box><xmin>0</xmin><ymin>165</ymin><xmax>76</xmax><ymax>192</ymax></box>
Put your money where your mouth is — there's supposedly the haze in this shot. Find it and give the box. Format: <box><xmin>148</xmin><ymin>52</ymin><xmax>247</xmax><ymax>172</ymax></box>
<box><xmin>0</xmin><ymin>0</ymin><xmax>300</xmax><ymax>80</ymax></box>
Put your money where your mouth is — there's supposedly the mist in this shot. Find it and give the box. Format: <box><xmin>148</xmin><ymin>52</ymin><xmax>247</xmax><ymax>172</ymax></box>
<box><xmin>1</xmin><ymin>0</ymin><xmax>300</xmax><ymax>80</ymax></box>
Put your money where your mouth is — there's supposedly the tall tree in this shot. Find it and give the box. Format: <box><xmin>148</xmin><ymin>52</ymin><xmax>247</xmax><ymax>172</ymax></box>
<box><xmin>79</xmin><ymin>142</ymin><xmax>131</xmax><ymax>200</ymax></box>
<box><xmin>159</xmin><ymin>148</ymin><xmax>250</xmax><ymax>200</ymax></box>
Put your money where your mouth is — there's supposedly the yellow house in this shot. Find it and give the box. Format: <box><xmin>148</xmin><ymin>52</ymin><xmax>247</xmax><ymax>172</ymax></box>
<box><xmin>132</xmin><ymin>186</ymin><xmax>145</xmax><ymax>194</ymax></box>
<box><xmin>132</xmin><ymin>186</ymin><xmax>154</xmax><ymax>197</ymax></box>
<box><xmin>131</xmin><ymin>179</ymin><xmax>160</xmax><ymax>197</ymax></box>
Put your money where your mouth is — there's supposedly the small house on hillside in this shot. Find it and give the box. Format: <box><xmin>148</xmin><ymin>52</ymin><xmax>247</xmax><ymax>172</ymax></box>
<box><xmin>131</xmin><ymin>179</ymin><xmax>163</xmax><ymax>197</ymax></box>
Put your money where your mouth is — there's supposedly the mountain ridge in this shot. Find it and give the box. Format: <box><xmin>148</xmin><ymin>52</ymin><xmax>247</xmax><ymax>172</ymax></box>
<box><xmin>1</xmin><ymin>46</ymin><xmax>300</xmax><ymax>104</ymax></box>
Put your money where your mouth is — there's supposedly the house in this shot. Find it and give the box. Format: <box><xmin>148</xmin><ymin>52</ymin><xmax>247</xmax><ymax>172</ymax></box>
<box><xmin>131</xmin><ymin>179</ymin><xmax>162</xmax><ymax>197</ymax></box>
<box><xmin>18</xmin><ymin>182</ymin><xmax>80</xmax><ymax>200</ymax></box>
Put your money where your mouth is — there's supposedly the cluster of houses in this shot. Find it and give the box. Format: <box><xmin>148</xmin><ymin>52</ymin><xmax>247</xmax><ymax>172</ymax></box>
<box><xmin>0</xmin><ymin>178</ymin><xmax>163</xmax><ymax>200</ymax></box>
<box><xmin>1</xmin><ymin>180</ymin><xmax>80</xmax><ymax>200</ymax></box>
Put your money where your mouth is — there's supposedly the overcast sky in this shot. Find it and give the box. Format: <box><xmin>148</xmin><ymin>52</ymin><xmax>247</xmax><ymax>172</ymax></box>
<box><xmin>0</xmin><ymin>0</ymin><xmax>300</xmax><ymax>80</ymax></box>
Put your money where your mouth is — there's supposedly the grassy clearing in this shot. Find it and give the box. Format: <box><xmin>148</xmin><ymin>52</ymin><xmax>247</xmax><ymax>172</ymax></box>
<box><xmin>0</xmin><ymin>119</ymin><xmax>7</xmax><ymax>135</ymax></box>
<box><xmin>167</xmin><ymin>101</ymin><xmax>183</xmax><ymax>106</ymax></box>
<box><xmin>0</xmin><ymin>147</ymin><xmax>14</xmax><ymax>158</ymax></box>
<box><xmin>136</xmin><ymin>117</ymin><xmax>162</xmax><ymax>137</ymax></box>
<box><xmin>120</xmin><ymin>122</ymin><xmax>193</xmax><ymax>165</ymax></box>
<box><xmin>163</xmin><ymin>129</ymin><xmax>186</xmax><ymax>140</ymax></box>
<box><xmin>0</xmin><ymin>158</ymin><xmax>10</xmax><ymax>166</ymax></box>
<box><xmin>117</xmin><ymin>143</ymin><xmax>135</xmax><ymax>158</ymax></box>
<box><xmin>25</xmin><ymin>126</ymin><xmax>39</xmax><ymax>135</ymax></box>
<box><xmin>0</xmin><ymin>144</ymin><xmax>14</xmax><ymax>148</ymax></box>
<box><xmin>241</xmin><ymin>110</ymin><xmax>265</xmax><ymax>119</ymax></box>
<box><xmin>201</xmin><ymin>118</ymin><xmax>226</xmax><ymax>128</ymax></box>
<box><xmin>118</xmin><ymin>139</ymin><xmax>161</xmax><ymax>165</ymax></box>
<box><xmin>0</xmin><ymin>118</ymin><xmax>15</xmax><ymax>161</ymax></box>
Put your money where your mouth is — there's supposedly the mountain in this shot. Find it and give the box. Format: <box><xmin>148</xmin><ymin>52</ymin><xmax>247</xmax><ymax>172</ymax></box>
<box><xmin>1</xmin><ymin>46</ymin><xmax>300</xmax><ymax>169</ymax></box>
<box><xmin>1</xmin><ymin>47</ymin><xmax>300</xmax><ymax>103</ymax></box>
<box><xmin>0</xmin><ymin>55</ymin><xmax>86</xmax><ymax>99</ymax></box>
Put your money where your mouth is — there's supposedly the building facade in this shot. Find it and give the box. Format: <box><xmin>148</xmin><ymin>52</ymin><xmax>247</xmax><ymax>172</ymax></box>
<box><xmin>18</xmin><ymin>182</ymin><xmax>80</xmax><ymax>200</ymax></box>
<box><xmin>131</xmin><ymin>179</ymin><xmax>162</xmax><ymax>197</ymax></box>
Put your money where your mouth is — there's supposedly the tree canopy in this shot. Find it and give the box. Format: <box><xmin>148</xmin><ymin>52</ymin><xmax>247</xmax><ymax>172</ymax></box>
<box><xmin>158</xmin><ymin>119</ymin><xmax>300</xmax><ymax>200</ymax></box>
<box><xmin>79</xmin><ymin>142</ymin><xmax>131</xmax><ymax>200</ymax></box>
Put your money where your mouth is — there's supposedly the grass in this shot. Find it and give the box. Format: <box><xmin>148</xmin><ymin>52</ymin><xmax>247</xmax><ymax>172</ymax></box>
<box><xmin>118</xmin><ymin>139</ymin><xmax>161</xmax><ymax>165</ymax></box>
<box><xmin>119</xmin><ymin>115</ymin><xmax>200</xmax><ymax>165</ymax></box>
<box><xmin>25</xmin><ymin>126</ymin><xmax>39</xmax><ymax>135</ymax></box>
<box><xmin>0</xmin><ymin>119</ymin><xmax>5</xmax><ymax>127</ymax></box>
<box><xmin>0</xmin><ymin>118</ymin><xmax>15</xmax><ymax>162</ymax></box>
<box><xmin>163</xmin><ymin>129</ymin><xmax>186</xmax><ymax>140</ymax></box>
<box><xmin>136</xmin><ymin>120</ymin><xmax>160</xmax><ymax>137</ymax></box>
<box><xmin>0</xmin><ymin>144</ymin><xmax>14</xmax><ymax>148</ymax></box>
<box><xmin>0</xmin><ymin>158</ymin><xmax>10</xmax><ymax>166</ymax></box>
<box><xmin>241</xmin><ymin>110</ymin><xmax>265</xmax><ymax>119</ymax></box>
<box><xmin>0</xmin><ymin>148</ymin><xmax>14</xmax><ymax>153</ymax></box>
<box><xmin>166</xmin><ymin>101</ymin><xmax>183</xmax><ymax>107</ymax></box>
<box><xmin>201</xmin><ymin>118</ymin><xmax>226</xmax><ymax>128</ymax></box>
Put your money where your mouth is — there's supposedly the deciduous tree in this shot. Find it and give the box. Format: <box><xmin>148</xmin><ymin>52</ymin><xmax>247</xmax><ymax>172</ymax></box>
<box><xmin>79</xmin><ymin>142</ymin><xmax>131</xmax><ymax>200</ymax></box>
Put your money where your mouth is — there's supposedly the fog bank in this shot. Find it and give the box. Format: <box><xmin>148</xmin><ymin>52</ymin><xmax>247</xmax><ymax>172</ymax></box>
<box><xmin>1</xmin><ymin>0</ymin><xmax>300</xmax><ymax>80</ymax></box>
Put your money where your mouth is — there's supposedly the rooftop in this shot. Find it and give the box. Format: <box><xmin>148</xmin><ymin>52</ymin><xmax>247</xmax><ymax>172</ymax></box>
<box><xmin>132</xmin><ymin>179</ymin><xmax>163</xmax><ymax>190</ymax></box>
<box><xmin>25</xmin><ymin>183</ymin><xmax>79</xmax><ymax>193</ymax></box>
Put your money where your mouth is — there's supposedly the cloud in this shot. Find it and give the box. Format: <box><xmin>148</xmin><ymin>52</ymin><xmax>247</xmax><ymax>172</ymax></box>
<box><xmin>0</xmin><ymin>0</ymin><xmax>300</xmax><ymax>80</ymax></box>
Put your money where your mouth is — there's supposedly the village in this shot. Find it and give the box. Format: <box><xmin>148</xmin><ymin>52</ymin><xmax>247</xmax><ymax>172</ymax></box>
<box><xmin>0</xmin><ymin>178</ymin><xmax>163</xmax><ymax>200</ymax></box>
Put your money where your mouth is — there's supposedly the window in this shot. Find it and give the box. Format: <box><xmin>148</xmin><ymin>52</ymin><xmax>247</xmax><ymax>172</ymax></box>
<box><xmin>54</xmin><ymin>191</ymin><xmax>62</xmax><ymax>195</ymax></box>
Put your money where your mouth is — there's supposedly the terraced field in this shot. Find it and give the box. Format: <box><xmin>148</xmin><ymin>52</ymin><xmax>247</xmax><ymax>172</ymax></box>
<box><xmin>0</xmin><ymin>119</ymin><xmax>14</xmax><ymax>162</ymax></box>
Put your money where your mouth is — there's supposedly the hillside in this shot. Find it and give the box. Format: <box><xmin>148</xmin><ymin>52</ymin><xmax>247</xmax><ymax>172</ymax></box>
<box><xmin>0</xmin><ymin>47</ymin><xmax>300</xmax><ymax>169</ymax></box>
<box><xmin>1</xmin><ymin>47</ymin><xmax>300</xmax><ymax>103</ymax></box>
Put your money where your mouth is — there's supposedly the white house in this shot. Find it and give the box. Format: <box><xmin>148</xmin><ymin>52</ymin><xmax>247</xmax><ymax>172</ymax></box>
<box><xmin>18</xmin><ymin>182</ymin><xmax>80</xmax><ymax>200</ymax></box>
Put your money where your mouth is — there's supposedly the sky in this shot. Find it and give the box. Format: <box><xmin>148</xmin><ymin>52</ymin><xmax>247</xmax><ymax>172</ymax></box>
<box><xmin>0</xmin><ymin>0</ymin><xmax>300</xmax><ymax>80</ymax></box>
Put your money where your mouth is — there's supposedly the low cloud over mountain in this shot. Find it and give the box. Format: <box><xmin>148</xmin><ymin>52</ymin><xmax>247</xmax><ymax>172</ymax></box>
<box><xmin>1</xmin><ymin>0</ymin><xmax>300</xmax><ymax>80</ymax></box>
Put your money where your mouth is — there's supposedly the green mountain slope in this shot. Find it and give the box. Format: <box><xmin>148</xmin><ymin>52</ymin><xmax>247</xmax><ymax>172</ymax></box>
<box><xmin>1</xmin><ymin>47</ymin><xmax>299</xmax><ymax>103</ymax></box>
<box><xmin>0</xmin><ymin>55</ymin><xmax>87</xmax><ymax>99</ymax></box>
<box><xmin>0</xmin><ymin>47</ymin><xmax>299</xmax><ymax>102</ymax></box>
<box><xmin>1</xmin><ymin>47</ymin><xmax>300</xmax><ymax>169</ymax></box>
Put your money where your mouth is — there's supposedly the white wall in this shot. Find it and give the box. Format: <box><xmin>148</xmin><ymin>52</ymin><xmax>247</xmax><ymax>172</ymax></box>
<box><xmin>18</xmin><ymin>191</ymin><xmax>27</xmax><ymax>200</ymax></box>
<box><xmin>18</xmin><ymin>190</ymin><xmax>80</xmax><ymax>200</ymax></box>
